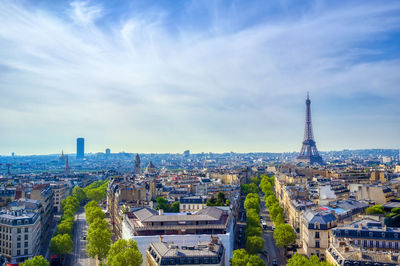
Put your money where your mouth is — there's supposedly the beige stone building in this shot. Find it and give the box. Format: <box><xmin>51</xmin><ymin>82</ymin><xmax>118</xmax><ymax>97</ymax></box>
<box><xmin>301</xmin><ymin>210</ymin><xmax>337</xmax><ymax>260</ymax></box>
<box><xmin>0</xmin><ymin>210</ymin><xmax>41</xmax><ymax>264</ymax></box>
<box><xmin>107</xmin><ymin>178</ymin><xmax>147</xmax><ymax>239</ymax></box>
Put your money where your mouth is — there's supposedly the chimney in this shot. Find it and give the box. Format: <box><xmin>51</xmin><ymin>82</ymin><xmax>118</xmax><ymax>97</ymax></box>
<box><xmin>159</xmin><ymin>209</ymin><xmax>164</xmax><ymax>215</ymax></box>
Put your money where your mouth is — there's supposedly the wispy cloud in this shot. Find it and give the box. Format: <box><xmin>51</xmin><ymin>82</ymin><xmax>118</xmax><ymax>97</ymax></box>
<box><xmin>0</xmin><ymin>0</ymin><xmax>399</xmax><ymax>154</ymax></box>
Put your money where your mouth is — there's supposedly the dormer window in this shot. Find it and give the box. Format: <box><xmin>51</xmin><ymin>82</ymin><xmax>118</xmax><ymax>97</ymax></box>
<box><xmin>315</xmin><ymin>223</ymin><xmax>320</xmax><ymax>229</ymax></box>
<box><xmin>369</xmin><ymin>232</ymin><xmax>373</xmax><ymax>237</ymax></box>
<box><xmin>395</xmin><ymin>233</ymin><xmax>398</xmax><ymax>239</ymax></box>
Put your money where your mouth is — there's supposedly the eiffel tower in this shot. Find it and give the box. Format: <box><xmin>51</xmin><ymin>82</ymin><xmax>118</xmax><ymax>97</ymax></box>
<box><xmin>296</xmin><ymin>93</ymin><xmax>324</xmax><ymax>165</ymax></box>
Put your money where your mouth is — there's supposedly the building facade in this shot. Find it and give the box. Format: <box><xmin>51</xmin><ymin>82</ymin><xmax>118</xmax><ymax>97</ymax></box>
<box><xmin>0</xmin><ymin>210</ymin><xmax>41</xmax><ymax>264</ymax></box>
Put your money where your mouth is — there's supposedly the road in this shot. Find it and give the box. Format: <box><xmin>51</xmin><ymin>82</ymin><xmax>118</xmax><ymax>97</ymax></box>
<box><xmin>260</xmin><ymin>195</ymin><xmax>286</xmax><ymax>266</ymax></box>
<box><xmin>69</xmin><ymin>208</ymin><xmax>96</xmax><ymax>266</ymax></box>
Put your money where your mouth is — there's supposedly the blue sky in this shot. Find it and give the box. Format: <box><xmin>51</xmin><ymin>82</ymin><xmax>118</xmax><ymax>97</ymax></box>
<box><xmin>0</xmin><ymin>0</ymin><xmax>399</xmax><ymax>155</ymax></box>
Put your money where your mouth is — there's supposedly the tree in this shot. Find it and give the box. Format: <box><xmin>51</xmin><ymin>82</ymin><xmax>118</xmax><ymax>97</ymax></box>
<box><xmin>85</xmin><ymin>200</ymin><xmax>98</xmax><ymax>212</ymax></box>
<box><xmin>287</xmin><ymin>253</ymin><xmax>309</xmax><ymax>266</ymax></box>
<box><xmin>287</xmin><ymin>253</ymin><xmax>334</xmax><ymax>266</ymax></box>
<box><xmin>247</xmin><ymin>255</ymin><xmax>265</xmax><ymax>266</ymax></box>
<box><xmin>265</xmin><ymin>195</ymin><xmax>278</xmax><ymax>208</ymax></box>
<box><xmin>269</xmin><ymin>202</ymin><xmax>283</xmax><ymax>221</ymax></box>
<box><xmin>155</xmin><ymin>197</ymin><xmax>170</xmax><ymax>211</ymax></box>
<box><xmin>87</xmin><ymin>219</ymin><xmax>112</xmax><ymax>262</ymax></box>
<box><xmin>230</xmin><ymin>249</ymin><xmax>249</xmax><ymax>266</ymax></box>
<box><xmin>72</xmin><ymin>186</ymin><xmax>87</xmax><ymax>204</ymax></box>
<box><xmin>107</xmin><ymin>239</ymin><xmax>142</xmax><ymax>266</ymax></box>
<box><xmin>249</xmin><ymin>177</ymin><xmax>261</xmax><ymax>186</ymax></box>
<box><xmin>366</xmin><ymin>205</ymin><xmax>385</xmax><ymax>215</ymax></box>
<box><xmin>50</xmin><ymin>234</ymin><xmax>73</xmax><ymax>256</ymax></box>
<box><xmin>61</xmin><ymin>196</ymin><xmax>80</xmax><ymax>213</ymax></box>
<box><xmin>273</xmin><ymin>224</ymin><xmax>296</xmax><ymax>248</ymax></box>
<box><xmin>55</xmin><ymin>219</ymin><xmax>74</xmax><ymax>236</ymax></box>
<box><xmin>244</xmin><ymin>193</ymin><xmax>260</xmax><ymax>214</ymax></box>
<box><xmin>20</xmin><ymin>256</ymin><xmax>49</xmax><ymax>266</ymax></box>
<box><xmin>246</xmin><ymin>209</ymin><xmax>261</xmax><ymax>228</ymax></box>
<box><xmin>245</xmin><ymin>225</ymin><xmax>262</xmax><ymax>239</ymax></box>
<box><xmin>246</xmin><ymin>235</ymin><xmax>264</xmax><ymax>254</ymax></box>
<box><xmin>273</xmin><ymin>211</ymin><xmax>285</xmax><ymax>225</ymax></box>
<box><xmin>87</xmin><ymin>188</ymin><xmax>105</xmax><ymax>202</ymax></box>
<box><xmin>86</xmin><ymin>207</ymin><xmax>106</xmax><ymax>225</ymax></box>
<box><xmin>170</xmin><ymin>202</ymin><xmax>180</xmax><ymax>212</ymax></box>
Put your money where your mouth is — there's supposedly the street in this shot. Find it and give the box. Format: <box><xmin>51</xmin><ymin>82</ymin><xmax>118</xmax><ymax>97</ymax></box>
<box><xmin>260</xmin><ymin>195</ymin><xmax>286</xmax><ymax>266</ymax></box>
<box><xmin>69</xmin><ymin>208</ymin><xmax>96</xmax><ymax>266</ymax></box>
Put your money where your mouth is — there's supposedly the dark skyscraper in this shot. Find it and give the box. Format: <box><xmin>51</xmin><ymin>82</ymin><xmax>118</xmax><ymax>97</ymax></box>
<box><xmin>296</xmin><ymin>93</ymin><xmax>324</xmax><ymax>165</ymax></box>
<box><xmin>76</xmin><ymin>138</ymin><xmax>85</xmax><ymax>159</ymax></box>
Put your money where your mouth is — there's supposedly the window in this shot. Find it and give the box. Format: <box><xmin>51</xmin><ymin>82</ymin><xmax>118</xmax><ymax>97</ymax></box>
<box><xmin>24</xmin><ymin>249</ymin><xmax>28</xmax><ymax>255</ymax></box>
<box><xmin>315</xmin><ymin>232</ymin><xmax>320</xmax><ymax>239</ymax></box>
<box><xmin>24</xmin><ymin>235</ymin><xmax>28</xmax><ymax>240</ymax></box>
<box><xmin>316</xmin><ymin>241</ymin><xmax>320</xmax><ymax>248</ymax></box>
<box><xmin>24</xmin><ymin>242</ymin><xmax>28</xmax><ymax>248</ymax></box>
<box><xmin>24</xmin><ymin>228</ymin><xmax>28</xmax><ymax>233</ymax></box>
<box><xmin>17</xmin><ymin>243</ymin><xmax>21</xmax><ymax>248</ymax></box>
<box><xmin>17</xmin><ymin>250</ymin><xmax>20</xmax><ymax>256</ymax></box>
<box><xmin>17</xmin><ymin>228</ymin><xmax>21</xmax><ymax>234</ymax></box>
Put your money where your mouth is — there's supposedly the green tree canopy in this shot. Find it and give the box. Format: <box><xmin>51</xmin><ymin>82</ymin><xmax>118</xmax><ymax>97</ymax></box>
<box><xmin>230</xmin><ymin>249</ymin><xmax>249</xmax><ymax>266</ymax></box>
<box><xmin>366</xmin><ymin>205</ymin><xmax>385</xmax><ymax>215</ymax></box>
<box><xmin>55</xmin><ymin>219</ymin><xmax>74</xmax><ymax>236</ymax></box>
<box><xmin>106</xmin><ymin>239</ymin><xmax>142</xmax><ymax>266</ymax></box>
<box><xmin>50</xmin><ymin>234</ymin><xmax>73</xmax><ymax>256</ymax></box>
<box><xmin>246</xmin><ymin>235</ymin><xmax>264</xmax><ymax>254</ymax></box>
<box><xmin>287</xmin><ymin>253</ymin><xmax>334</xmax><ymax>266</ymax></box>
<box><xmin>269</xmin><ymin>202</ymin><xmax>283</xmax><ymax>222</ymax></box>
<box><xmin>87</xmin><ymin>219</ymin><xmax>112</xmax><ymax>261</ymax></box>
<box><xmin>155</xmin><ymin>197</ymin><xmax>170</xmax><ymax>211</ymax></box>
<box><xmin>246</xmin><ymin>209</ymin><xmax>261</xmax><ymax>228</ymax></box>
<box><xmin>20</xmin><ymin>256</ymin><xmax>49</xmax><ymax>266</ymax></box>
<box><xmin>170</xmin><ymin>201</ymin><xmax>180</xmax><ymax>212</ymax></box>
<box><xmin>244</xmin><ymin>193</ymin><xmax>260</xmax><ymax>213</ymax></box>
<box><xmin>85</xmin><ymin>200</ymin><xmax>98</xmax><ymax>212</ymax></box>
<box><xmin>72</xmin><ymin>186</ymin><xmax>87</xmax><ymax>204</ymax></box>
<box><xmin>265</xmin><ymin>195</ymin><xmax>278</xmax><ymax>208</ymax></box>
<box><xmin>273</xmin><ymin>224</ymin><xmax>296</xmax><ymax>248</ymax></box>
<box><xmin>245</xmin><ymin>225</ymin><xmax>262</xmax><ymax>239</ymax></box>
<box><xmin>86</xmin><ymin>206</ymin><xmax>106</xmax><ymax>225</ymax></box>
<box><xmin>247</xmin><ymin>255</ymin><xmax>265</xmax><ymax>266</ymax></box>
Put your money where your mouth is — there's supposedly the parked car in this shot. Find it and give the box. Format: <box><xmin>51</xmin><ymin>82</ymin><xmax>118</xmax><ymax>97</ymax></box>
<box><xmin>272</xmin><ymin>259</ymin><xmax>278</xmax><ymax>265</ymax></box>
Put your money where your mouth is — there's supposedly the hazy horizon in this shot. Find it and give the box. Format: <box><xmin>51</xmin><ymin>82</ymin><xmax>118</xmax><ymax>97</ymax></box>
<box><xmin>1</xmin><ymin>0</ymin><xmax>399</xmax><ymax>155</ymax></box>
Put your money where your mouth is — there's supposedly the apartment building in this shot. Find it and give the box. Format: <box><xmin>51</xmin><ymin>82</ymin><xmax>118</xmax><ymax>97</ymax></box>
<box><xmin>301</xmin><ymin>210</ymin><xmax>337</xmax><ymax>260</ymax></box>
<box><xmin>50</xmin><ymin>183</ymin><xmax>69</xmax><ymax>213</ymax></box>
<box><xmin>29</xmin><ymin>184</ymin><xmax>54</xmax><ymax>245</ymax></box>
<box><xmin>327</xmin><ymin>218</ymin><xmax>400</xmax><ymax>265</ymax></box>
<box><xmin>122</xmin><ymin>206</ymin><xmax>234</xmax><ymax>266</ymax></box>
<box><xmin>0</xmin><ymin>210</ymin><xmax>40</xmax><ymax>264</ymax></box>
<box><xmin>146</xmin><ymin>236</ymin><xmax>225</xmax><ymax>266</ymax></box>
<box><xmin>107</xmin><ymin>178</ymin><xmax>147</xmax><ymax>239</ymax></box>
<box><xmin>179</xmin><ymin>196</ymin><xmax>207</xmax><ymax>212</ymax></box>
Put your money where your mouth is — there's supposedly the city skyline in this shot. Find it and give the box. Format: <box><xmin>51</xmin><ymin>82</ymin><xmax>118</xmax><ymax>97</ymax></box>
<box><xmin>0</xmin><ymin>0</ymin><xmax>400</xmax><ymax>155</ymax></box>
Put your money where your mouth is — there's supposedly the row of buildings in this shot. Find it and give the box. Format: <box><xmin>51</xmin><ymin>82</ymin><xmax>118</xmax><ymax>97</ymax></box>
<box><xmin>273</xmin><ymin>164</ymin><xmax>400</xmax><ymax>265</ymax></box>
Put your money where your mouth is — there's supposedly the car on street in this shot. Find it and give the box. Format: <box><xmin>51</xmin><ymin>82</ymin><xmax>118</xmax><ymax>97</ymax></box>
<box><xmin>272</xmin><ymin>259</ymin><xmax>278</xmax><ymax>265</ymax></box>
<box><xmin>261</xmin><ymin>219</ymin><xmax>267</xmax><ymax>229</ymax></box>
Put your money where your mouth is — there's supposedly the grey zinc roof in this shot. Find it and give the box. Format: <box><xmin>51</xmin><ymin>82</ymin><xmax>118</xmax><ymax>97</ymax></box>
<box><xmin>150</xmin><ymin>241</ymin><xmax>222</xmax><ymax>258</ymax></box>
<box><xmin>135</xmin><ymin>207</ymin><xmax>224</xmax><ymax>223</ymax></box>
<box><xmin>304</xmin><ymin>210</ymin><xmax>336</xmax><ymax>225</ymax></box>
<box><xmin>133</xmin><ymin>208</ymin><xmax>158</xmax><ymax>221</ymax></box>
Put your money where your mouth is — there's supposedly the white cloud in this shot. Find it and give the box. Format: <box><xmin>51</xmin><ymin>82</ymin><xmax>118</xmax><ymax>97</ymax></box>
<box><xmin>69</xmin><ymin>0</ymin><xmax>103</xmax><ymax>25</ymax></box>
<box><xmin>0</xmin><ymin>0</ymin><xmax>399</xmax><ymax>154</ymax></box>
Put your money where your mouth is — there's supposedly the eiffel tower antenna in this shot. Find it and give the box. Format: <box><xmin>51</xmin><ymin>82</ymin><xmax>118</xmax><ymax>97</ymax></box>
<box><xmin>296</xmin><ymin>93</ymin><xmax>324</xmax><ymax>165</ymax></box>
